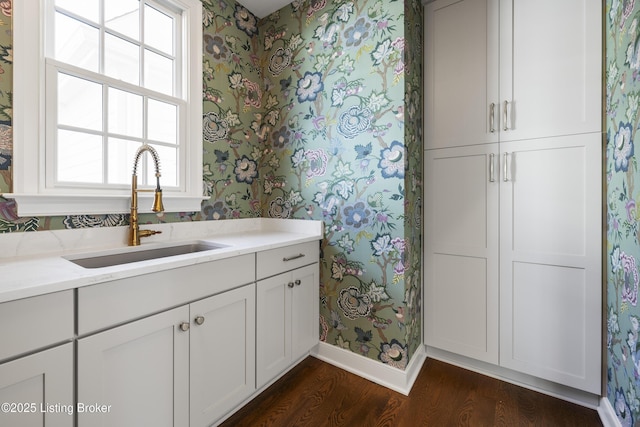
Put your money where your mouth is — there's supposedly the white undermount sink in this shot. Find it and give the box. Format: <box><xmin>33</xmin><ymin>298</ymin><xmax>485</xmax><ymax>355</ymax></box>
<box><xmin>64</xmin><ymin>241</ymin><xmax>227</xmax><ymax>269</ymax></box>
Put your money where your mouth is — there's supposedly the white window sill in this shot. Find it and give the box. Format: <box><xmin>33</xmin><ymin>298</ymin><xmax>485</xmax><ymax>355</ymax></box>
<box><xmin>4</xmin><ymin>193</ymin><xmax>207</xmax><ymax>217</ymax></box>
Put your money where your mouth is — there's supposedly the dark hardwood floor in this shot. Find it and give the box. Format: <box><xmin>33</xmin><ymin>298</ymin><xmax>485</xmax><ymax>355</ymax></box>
<box><xmin>220</xmin><ymin>357</ymin><xmax>602</xmax><ymax>427</ymax></box>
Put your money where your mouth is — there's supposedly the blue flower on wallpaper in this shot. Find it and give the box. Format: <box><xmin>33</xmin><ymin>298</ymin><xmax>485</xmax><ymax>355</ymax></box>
<box><xmin>203</xmin><ymin>112</ymin><xmax>230</xmax><ymax>143</ymax></box>
<box><xmin>615</xmin><ymin>387</ymin><xmax>634</xmax><ymax>427</ymax></box>
<box><xmin>204</xmin><ymin>34</ymin><xmax>228</xmax><ymax>60</ymax></box>
<box><xmin>378</xmin><ymin>338</ymin><xmax>408</xmax><ymax>370</ymax></box>
<box><xmin>337</xmin><ymin>106</ymin><xmax>372</xmax><ymax>139</ymax></box>
<box><xmin>379</xmin><ymin>141</ymin><xmax>405</xmax><ymax>178</ymax></box>
<box><xmin>344</xmin><ymin>17</ymin><xmax>371</xmax><ymax>48</ymax></box>
<box><xmin>233</xmin><ymin>5</ymin><xmax>258</xmax><ymax>37</ymax></box>
<box><xmin>337</xmin><ymin>286</ymin><xmax>372</xmax><ymax>319</ymax></box>
<box><xmin>272</xmin><ymin>126</ymin><xmax>291</xmax><ymax>148</ymax></box>
<box><xmin>343</xmin><ymin>201</ymin><xmax>372</xmax><ymax>229</ymax></box>
<box><xmin>202</xmin><ymin>200</ymin><xmax>228</xmax><ymax>220</ymax></box>
<box><xmin>234</xmin><ymin>156</ymin><xmax>258</xmax><ymax>184</ymax></box>
<box><xmin>614</xmin><ymin>122</ymin><xmax>634</xmax><ymax>172</ymax></box>
<box><xmin>296</xmin><ymin>71</ymin><xmax>324</xmax><ymax>103</ymax></box>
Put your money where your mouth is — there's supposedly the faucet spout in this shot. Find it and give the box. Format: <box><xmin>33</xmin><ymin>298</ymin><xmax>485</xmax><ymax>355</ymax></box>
<box><xmin>129</xmin><ymin>144</ymin><xmax>164</xmax><ymax>246</ymax></box>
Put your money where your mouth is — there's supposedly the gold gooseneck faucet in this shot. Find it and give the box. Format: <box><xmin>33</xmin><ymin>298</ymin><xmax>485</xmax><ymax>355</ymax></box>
<box><xmin>129</xmin><ymin>144</ymin><xmax>164</xmax><ymax>246</ymax></box>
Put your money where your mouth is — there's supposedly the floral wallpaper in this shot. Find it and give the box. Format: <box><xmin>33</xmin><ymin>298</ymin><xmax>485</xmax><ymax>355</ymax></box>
<box><xmin>0</xmin><ymin>0</ymin><xmax>423</xmax><ymax>369</ymax></box>
<box><xmin>258</xmin><ymin>0</ymin><xmax>423</xmax><ymax>366</ymax></box>
<box><xmin>607</xmin><ymin>0</ymin><xmax>640</xmax><ymax>425</ymax></box>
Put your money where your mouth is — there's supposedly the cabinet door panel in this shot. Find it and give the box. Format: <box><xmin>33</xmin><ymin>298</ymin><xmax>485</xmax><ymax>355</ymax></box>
<box><xmin>500</xmin><ymin>134</ymin><xmax>601</xmax><ymax>393</ymax></box>
<box><xmin>0</xmin><ymin>343</ymin><xmax>73</xmax><ymax>427</ymax></box>
<box><xmin>499</xmin><ymin>0</ymin><xmax>601</xmax><ymax>141</ymax></box>
<box><xmin>78</xmin><ymin>306</ymin><xmax>189</xmax><ymax>427</ymax></box>
<box><xmin>190</xmin><ymin>284</ymin><xmax>256</xmax><ymax>427</ymax></box>
<box><xmin>425</xmin><ymin>145</ymin><xmax>499</xmax><ymax>363</ymax></box>
<box><xmin>425</xmin><ymin>0</ymin><xmax>499</xmax><ymax>149</ymax></box>
<box><xmin>256</xmin><ymin>273</ymin><xmax>292</xmax><ymax>388</ymax></box>
<box><xmin>291</xmin><ymin>264</ymin><xmax>319</xmax><ymax>361</ymax></box>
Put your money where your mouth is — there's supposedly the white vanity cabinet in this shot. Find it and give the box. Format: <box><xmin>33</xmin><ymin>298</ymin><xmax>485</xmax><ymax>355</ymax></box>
<box><xmin>256</xmin><ymin>242</ymin><xmax>319</xmax><ymax>389</ymax></box>
<box><xmin>77</xmin><ymin>255</ymin><xmax>257</xmax><ymax>427</ymax></box>
<box><xmin>0</xmin><ymin>291</ymin><xmax>74</xmax><ymax>427</ymax></box>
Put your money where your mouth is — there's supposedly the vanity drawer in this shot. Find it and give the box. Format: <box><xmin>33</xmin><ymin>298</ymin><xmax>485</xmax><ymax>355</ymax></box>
<box><xmin>256</xmin><ymin>241</ymin><xmax>319</xmax><ymax>280</ymax></box>
<box><xmin>0</xmin><ymin>290</ymin><xmax>74</xmax><ymax>362</ymax></box>
<box><xmin>78</xmin><ymin>254</ymin><xmax>255</xmax><ymax>335</ymax></box>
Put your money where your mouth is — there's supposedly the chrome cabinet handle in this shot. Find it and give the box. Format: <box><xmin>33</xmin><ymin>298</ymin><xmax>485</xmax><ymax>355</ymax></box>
<box><xmin>489</xmin><ymin>154</ymin><xmax>495</xmax><ymax>182</ymax></box>
<box><xmin>283</xmin><ymin>253</ymin><xmax>305</xmax><ymax>262</ymax></box>
<box><xmin>179</xmin><ymin>322</ymin><xmax>190</xmax><ymax>332</ymax></box>
<box><xmin>294</xmin><ymin>279</ymin><xmax>301</xmax><ymax>286</ymax></box>
<box><xmin>503</xmin><ymin>100</ymin><xmax>508</xmax><ymax>131</ymax></box>
<box><xmin>489</xmin><ymin>103</ymin><xmax>495</xmax><ymax>133</ymax></box>
<box><xmin>287</xmin><ymin>282</ymin><xmax>295</xmax><ymax>288</ymax></box>
<box><xmin>503</xmin><ymin>153</ymin><xmax>509</xmax><ymax>182</ymax></box>
<box><xmin>194</xmin><ymin>316</ymin><xmax>205</xmax><ymax>325</ymax></box>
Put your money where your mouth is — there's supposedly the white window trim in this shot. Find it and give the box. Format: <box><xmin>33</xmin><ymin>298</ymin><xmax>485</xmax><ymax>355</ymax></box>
<box><xmin>9</xmin><ymin>0</ymin><xmax>204</xmax><ymax>216</ymax></box>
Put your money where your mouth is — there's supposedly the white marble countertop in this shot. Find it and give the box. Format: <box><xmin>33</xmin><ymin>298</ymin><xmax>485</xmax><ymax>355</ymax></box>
<box><xmin>0</xmin><ymin>218</ymin><xmax>323</xmax><ymax>303</ymax></box>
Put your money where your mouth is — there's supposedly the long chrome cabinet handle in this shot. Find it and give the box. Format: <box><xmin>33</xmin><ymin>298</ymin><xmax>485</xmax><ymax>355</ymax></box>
<box><xmin>489</xmin><ymin>153</ymin><xmax>495</xmax><ymax>182</ymax></box>
<box><xmin>283</xmin><ymin>253</ymin><xmax>305</xmax><ymax>262</ymax></box>
<box><xmin>503</xmin><ymin>100</ymin><xmax>508</xmax><ymax>131</ymax></box>
<box><xmin>489</xmin><ymin>103</ymin><xmax>495</xmax><ymax>133</ymax></box>
<box><xmin>503</xmin><ymin>152</ymin><xmax>509</xmax><ymax>182</ymax></box>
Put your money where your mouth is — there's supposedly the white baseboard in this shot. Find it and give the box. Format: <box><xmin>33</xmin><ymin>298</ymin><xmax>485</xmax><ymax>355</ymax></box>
<box><xmin>598</xmin><ymin>396</ymin><xmax>622</xmax><ymax>427</ymax></box>
<box><xmin>311</xmin><ymin>342</ymin><xmax>427</xmax><ymax>395</ymax></box>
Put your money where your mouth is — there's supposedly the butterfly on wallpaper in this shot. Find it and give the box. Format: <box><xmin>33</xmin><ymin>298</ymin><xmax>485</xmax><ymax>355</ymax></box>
<box><xmin>214</xmin><ymin>149</ymin><xmax>229</xmax><ymax>163</ymax></box>
<box><xmin>354</xmin><ymin>142</ymin><xmax>372</xmax><ymax>160</ymax></box>
<box><xmin>354</xmin><ymin>326</ymin><xmax>373</xmax><ymax>343</ymax></box>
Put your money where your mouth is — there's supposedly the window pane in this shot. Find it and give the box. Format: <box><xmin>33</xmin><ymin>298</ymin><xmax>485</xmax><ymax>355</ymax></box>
<box><xmin>107</xmin><ymin>138</ymin><xmax>140</xmax><ymax>185</ymax></box>
<box><xmin>55</xmin><ymin>0</ymin><xmax>99</xmax><ymax>23</ymax></box>
<box><xmin>148</xmin><ymin>144</ymin><xmax>177</xmax><ymax>187</ymax></box>
<box><xmin>144</xmin><ymin>50</ymin><xmax>174</xmax><ymax>95</ymax></box>
<box><xmin>144</xmin><ymin>5</ymin><xmax>174</xmax><ymax>55</ymax></box>
<box><xmin>105</xmin><ymin>0</ymin><xmax>140</xmax><ymax>41</ymax></box>
<box><xmin>108</xmin><ymin>88</ymin><xmax>143</xmax><ymax>138</ymax></box>
<box><xmin>54</xmin><ymin>12</ymin><xmax>99</xmax><ymax>72</ymax></box>
<box><xmin>58</xmin><ymin>73</ymin><xmax>102</xmax><ymax>131</ymax></box>
<box><xmin>57</xmin><ymin>130</ymin><xmax>103</xmax><ymax>183</ymax></box>
<box><xmin>148</xmin><ymin>99</ymin><xmax>177</xmax><ymax>143</ymax></box>
<box><xmin>105</xmin><ymin>34</ymin><xmax>140</xmax><ymax>85</ymax></box>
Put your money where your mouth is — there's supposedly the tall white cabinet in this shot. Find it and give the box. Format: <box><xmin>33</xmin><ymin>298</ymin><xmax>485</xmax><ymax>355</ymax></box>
<box><xmin>424</xmin><ymin>0</ymin><xmax>602</xmax><ymax>394</ymax></box>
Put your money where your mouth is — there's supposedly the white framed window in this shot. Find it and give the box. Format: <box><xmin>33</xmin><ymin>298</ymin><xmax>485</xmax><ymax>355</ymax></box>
<box><xmin>10</xmin><ymin>0</ymin><xmax>203</xmax><ymax>216</ymax></box>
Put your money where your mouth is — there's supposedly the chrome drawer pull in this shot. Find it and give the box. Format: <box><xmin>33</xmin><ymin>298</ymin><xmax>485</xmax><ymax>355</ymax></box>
<box><xmin>283</xmin><ymin>253</ymin><xmax>305</xmax><ymax>262</ymax></box>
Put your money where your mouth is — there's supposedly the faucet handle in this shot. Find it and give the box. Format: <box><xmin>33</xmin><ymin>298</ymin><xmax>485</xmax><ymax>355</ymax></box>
<box><xmin>139</xmin><ymin>229</ymin><xmax>162</xmax><ymax>239</ymax></box>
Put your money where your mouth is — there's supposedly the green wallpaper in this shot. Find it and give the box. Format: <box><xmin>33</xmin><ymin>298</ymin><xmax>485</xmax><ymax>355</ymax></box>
<box><xmin>608</xmin><ymin>1</ymin><xmax>640</xmax><ymax>424</ymax></box>
<box><xmin>258</xmin><ymin>0</ymin><xmax>423</xmax><ymax>366</ymax></box>
<box><xmin>0</xmin><ymin>0</ymin><xmax>423</xmax><ymax>368</ymax></box>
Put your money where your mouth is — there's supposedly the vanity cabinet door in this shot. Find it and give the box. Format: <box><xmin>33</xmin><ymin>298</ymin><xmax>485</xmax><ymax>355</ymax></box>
<box><xmin>77</xmin><ymin>306</ymin><xmax>190</xmax><ymax>427</ymax></box>
<box><xmin>189</xmin><ymin>284</ymin><xmax>256</xmax><ymax>427</ymax></box>
<box><xmin>256</xmin><ymin>272</ymin><xmax>292</xmax><ymax>389</ymax></box>
<box><xmin>291</xmin><ymin>264</ymin><xmax>319</xmax><ymax>362</ymax></box>
<box><xmin>256</xmin><ymin>263</ymin><xmax>319</xmax><ymax>389</ymax></box>
<box><xmin>0</xmin><ymin>343</ymin><xmax>74</xmax><ymax>427</ymax></box>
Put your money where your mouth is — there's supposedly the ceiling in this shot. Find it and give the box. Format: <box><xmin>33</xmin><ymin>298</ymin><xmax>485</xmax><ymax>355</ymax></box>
<box><xmin>235</xmin><ymin>0</ymin><xmax>293</xmax><ymax>18</ymax></box>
